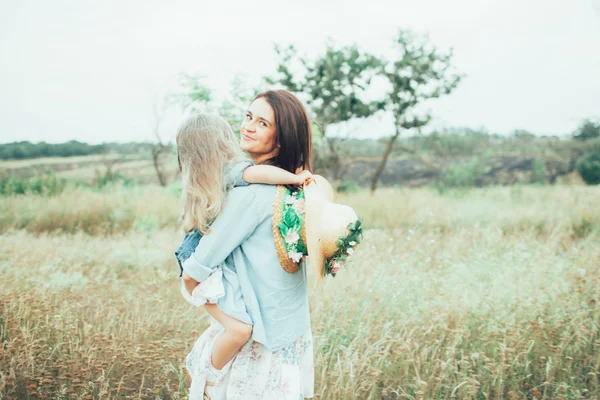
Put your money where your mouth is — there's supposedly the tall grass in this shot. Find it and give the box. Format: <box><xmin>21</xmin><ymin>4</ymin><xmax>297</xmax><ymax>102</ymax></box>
<box><xmin>0</xmin><ymin>185</ymin><xmax>179</xmax><ymax>235</ymax></box>
<box><xmin>2</xmin><ymin>185</ymin><xmax>599</xmax><ymax>238</ymax></box>
<box><xmin>1</xmin><ymin>185</ymin><xmax>599</xmax><ymax>399</ymax></box>
<box><xmin>338</xmin><ymin>186</ymin><xmax>600</xmax><ymax>239</ymax></box>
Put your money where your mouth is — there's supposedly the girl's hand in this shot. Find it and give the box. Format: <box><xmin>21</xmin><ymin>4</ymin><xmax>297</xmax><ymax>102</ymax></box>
<box><xmin>295</xmin><ymin>170</ymin><xmax>313</xmax><ymax>185</ymax></box>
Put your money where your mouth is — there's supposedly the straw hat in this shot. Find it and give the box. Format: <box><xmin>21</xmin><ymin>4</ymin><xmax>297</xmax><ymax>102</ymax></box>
<box><xmin>303</xmin><ymin>176</ymin><xmax>362</xmax><ymax>279</ymax></box>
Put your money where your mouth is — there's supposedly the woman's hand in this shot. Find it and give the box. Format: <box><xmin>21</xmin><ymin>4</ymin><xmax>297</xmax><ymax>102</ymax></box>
<box><xmin>295</xmin><ymin>170</ymin><xmax>313</xmax><ymax>185</ymax></box>
<box><xmin>182</xmin><ymin>271</ymin><xmax>200</xmax><ymax>295</ymax></box>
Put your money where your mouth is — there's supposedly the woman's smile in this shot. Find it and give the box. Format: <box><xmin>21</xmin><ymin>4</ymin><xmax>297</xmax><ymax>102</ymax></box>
<box><xmin>241</xmin><ymin>132</ymin><xmax>255</xmax><ymax>142</ymax></box>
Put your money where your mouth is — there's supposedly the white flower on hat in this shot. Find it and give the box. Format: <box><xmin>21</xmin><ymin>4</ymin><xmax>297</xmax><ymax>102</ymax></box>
<box><xmin>285</xmin><ymin>230</ymin><xmax>300</xmax><ymax>245</ymax></box>
<box><xmin>292</xmin><ymin>199</ymin><xmax>305</xmax><ymax>214</ymax></box>
<box><xmin>284</xmin><ymin>195</ymin><xmax>298</xmax><ymax>205</ymax></box>
<box><xmin>346</xmin><ymin>248</ymin><xmax>354</xmax><ymax>255</ymax></box>
<box><xmin>288</xmin><ymin>250</ymin><xmax>303</xmax><ymax>263</ymax></box>
<box><xmin>349</xmin><ymin>241</ymin><xmax>356</xmax><ymax>246</ymax></box>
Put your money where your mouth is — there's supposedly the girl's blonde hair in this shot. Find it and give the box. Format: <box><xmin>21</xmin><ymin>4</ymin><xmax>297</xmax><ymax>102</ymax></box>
<box><xmin>177</xmin><ymin>114</ymin><xmax>246</xmax><ymax>234</ymax></box>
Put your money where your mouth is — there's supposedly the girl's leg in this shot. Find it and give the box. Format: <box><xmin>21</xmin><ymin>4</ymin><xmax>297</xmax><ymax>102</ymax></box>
<box><xmin>204</xmin><ymin>304</ymin><xmax>252</xmax><ymax>370</ymax></box>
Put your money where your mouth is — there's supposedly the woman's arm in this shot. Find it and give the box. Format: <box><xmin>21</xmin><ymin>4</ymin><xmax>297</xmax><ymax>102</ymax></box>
<box><xmin>181</xmin><ymin>188</ymin><xmax>260</xmax><ymax>283</ymax></box>
<box><xmin>243</xmin><ymin>165</ymin><xmax>312</xmax><ymax>185</ymax></box>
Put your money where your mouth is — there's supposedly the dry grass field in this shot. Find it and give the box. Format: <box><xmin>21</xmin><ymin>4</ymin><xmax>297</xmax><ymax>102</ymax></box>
<box><xmin>0</xmin><ymin>155</ymin><xmax>179</xmax><ymax>185</ymax></box>
<box><xmin>1</xmin><ymin>184</ymin><xmax>599</xmax><ymax>399</ymax></box>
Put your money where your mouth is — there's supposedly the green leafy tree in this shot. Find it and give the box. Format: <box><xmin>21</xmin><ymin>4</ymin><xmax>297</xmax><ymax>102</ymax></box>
<box><xmin>573</xmin><ymin>119</ymin><xmax>600</xmax><ymax>141</ymax></box>
<box><xmin>173</xmin><ymin>73</ymin><xmax>260</xmax><ymax>132</ymax></box>
<box><xmin>371</xmin><ymin>29</ymin><xmax>462</xmax><ymax>193</ymax></box>
<box><xmin>0</xmin><ymin>141</ymin><xmax>107</xmax><ymax>160</ymax></box>
<box><xmin>269</xmin><ymin>43</ymin><xmax>384</xmax><ymax>181</ymax></box>
<box><xmin>169</xmin><ymin>73</ymin><xmax>213</xmax><ymax>113</ymax></box>
<box><xmin>513</xmin><ymin>129</ymin><xmax>536</xmax><ymax>140</ymax></box>
<box><xmin>219</xmin><ymin>73</ymin><xmax>262</xmax><ymax>132</ymax></box>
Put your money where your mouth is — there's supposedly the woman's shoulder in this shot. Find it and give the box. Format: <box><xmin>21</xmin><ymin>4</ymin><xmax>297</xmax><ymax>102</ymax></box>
<box><xmin>245</xmin><ymin>183</ymin><xmax>278</xmax><ymax>200</ymax></box>
<box><xmin>225</xmin><ymin>184</ymin><xmax>275</xmax><ymax>206</ymax></box>
<box><xmin>220</xmin><ymin>185</ymin><xmax>257</xmax><ymax>209</ymax></box>
<box><xmin>219</xmin><ymin>184</ymin><xmax>276</xmax><ymax>226</ymax></box>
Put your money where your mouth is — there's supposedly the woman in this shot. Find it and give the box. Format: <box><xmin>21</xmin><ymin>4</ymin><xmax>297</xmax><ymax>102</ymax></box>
<box><xmin>182</xmin><ymin>90</ymin><xmax>315</xmax><ymax>399</ymax></box>
<box><xmin>239</xmin><ymin>89</ymin><xmax>312</xmax><ymax>173</ymax></box>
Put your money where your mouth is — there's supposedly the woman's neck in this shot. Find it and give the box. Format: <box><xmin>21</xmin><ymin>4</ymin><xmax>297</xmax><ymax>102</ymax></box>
<box><xmin>250</xmin><ymin>150</ymin><xmax>279</xmax><ymax>166</ymax></box>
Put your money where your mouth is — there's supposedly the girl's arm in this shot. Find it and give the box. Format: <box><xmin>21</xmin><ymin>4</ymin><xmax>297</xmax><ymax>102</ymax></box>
<box><xmin>243</xmin><ymin>165</ymin><xmax>312</xmax><ymax>185</ymax></box>
<box><xmin>182</xmin><ymin>188</ymin><xmax>260</xmax><ymax>283</ymax></box>
<box><xmin>182</xmin><ymin>272</ymin><xmax>200</xmax><ymax>295</ymax></box>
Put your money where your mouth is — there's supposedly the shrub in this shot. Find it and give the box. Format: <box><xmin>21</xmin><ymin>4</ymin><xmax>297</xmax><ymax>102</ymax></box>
<box><xmin>0</xmin><ymin>170</ymin><xmax>67</xmax><ymax>196</ymax></box>
<box><xmin>434</xmin><ymin>156</ymin><xmax>491</xmax><ymax>193</ymax></box>
<box><xmin>577</xmin><ymin>150</ymin><xmax>600</xmax><ymax>185</ymax></box>
<box><xmin>336</xmin><ymin>180</ymin><xmax>360</xmax><ymax>193</ymax></box>
<box><xmin>532</xmin><ymin>158</ymin><xmax>547</xmax><ymax>184</ymax></box>
<box><xmin>94</xmin><ymin>168</ymin><xmax>133</xmax><ymax>189</ymax></box>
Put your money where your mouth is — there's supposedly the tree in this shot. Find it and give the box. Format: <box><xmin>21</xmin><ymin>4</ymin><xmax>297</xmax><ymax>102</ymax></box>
<box><xmin>513</xmin><ymin>129</ymin><xmax>536</xmax><ymax>140</ymax></box>
<box><xmin>269</xmin><ymin>43</ymin><xmax>384</xmax><ymax>181</ymax></box>
<box><xmin>573</xmin><ymin>119</ymin><xmax>600</xmax><ymax>141</ymax></box>
<box><xmin>169</xmin><ymin>73</ymin><xmax>213</xmax><ymax>113</ymax></box>
<box><xmin>173</xmin><ymin>73</ymin><xmax>260</xmax><ymax>132</ymax></box>
<box><xmin>370</xmin><ymin>29</ymin><xmax>461</xmax><ymax>193</ymax></box>
<box><xmin>150</xmin><ymin>97</ymin><xmax>170</xmax><ymax>186</ymax></box>
<box><xmin>577</xmin><ymin>149</ymin><xmax>600</xmax><ymax>185</ymax></box>
<box><xmin>218</xmin><ymin>73</ymin><xmax>262</xmax><ymax>132</ymax></box>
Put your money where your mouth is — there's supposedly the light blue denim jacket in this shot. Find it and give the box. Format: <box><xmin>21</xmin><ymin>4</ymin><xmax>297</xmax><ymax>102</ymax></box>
<box><xmin>182</xmin><ymin>183</ymin><xmax>311</xmax><ymax>351</ymax></box>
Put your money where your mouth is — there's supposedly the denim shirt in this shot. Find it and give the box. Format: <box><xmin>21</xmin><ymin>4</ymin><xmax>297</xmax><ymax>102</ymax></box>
<box><xmin>182</xmin><ymin>184</ymin><xmax>311</xmax><ymax>351</ymax></box>
<box><xmin>174</xmin><ymin>160</ymin><xmax>252</xmax><ymax>277</ymax></box>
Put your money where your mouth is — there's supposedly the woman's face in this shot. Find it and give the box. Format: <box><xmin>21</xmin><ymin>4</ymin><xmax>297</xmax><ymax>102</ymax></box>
<box><xmin>240</xmin><ymin>97</ymin><xmax>278</xmax><ymax>163</ymax></box>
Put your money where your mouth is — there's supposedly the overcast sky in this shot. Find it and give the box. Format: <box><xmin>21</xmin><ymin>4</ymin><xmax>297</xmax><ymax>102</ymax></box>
<box><xmin>1</xmin><ymin>0</ymin><xmax>599</xmax><ymax>144</ymax></box>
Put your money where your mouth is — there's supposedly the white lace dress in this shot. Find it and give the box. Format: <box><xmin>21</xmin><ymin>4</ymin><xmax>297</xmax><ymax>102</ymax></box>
<box><xmin>185</xmin><ymin>318</ymin><xmax>314</xmax><ymax>400</ymax></box>
<box><xmin>181</xmin><ymin>276</ymin><xmax>314</xmax><ymax>400</ymax></box>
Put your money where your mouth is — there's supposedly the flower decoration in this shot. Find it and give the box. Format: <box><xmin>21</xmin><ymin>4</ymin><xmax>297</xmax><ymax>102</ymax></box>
<box><xmin>325</xmin><ymin>219</ymin><xmax>363</xmax><ymax>277</ymax></box>
<box><xmin>285</xmin><ymin>230</ymin><xmax>300</xmax><ymax>245</ymax></box>
<box><xmin>276</xmin><ymin>189</ymin><xmax>308</xmax><ymax>267</ymax></box>
<box><xmin>330</xmin><ymin>261</ymin><xmax>343</xmax><ymax>274</ymax></box>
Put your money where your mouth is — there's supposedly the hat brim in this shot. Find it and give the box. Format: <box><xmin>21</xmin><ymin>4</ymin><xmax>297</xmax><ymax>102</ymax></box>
<box><xmin>303</xmin><ymin>177</ymin><xmax>332</xmax><ymax>279</ymax></box>
<box><xmin>312</xmin><ymin>175</ymin><xmax>334</xmax><ymax>202</ymax></box>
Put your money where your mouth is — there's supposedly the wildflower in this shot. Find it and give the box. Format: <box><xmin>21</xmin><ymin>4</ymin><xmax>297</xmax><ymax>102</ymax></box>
<box><xmin>349</xmin><ymin>241</ymin><xmax>356</xmax><ymax>246</ymax></box>
<box><xmin>346</xmin><ymin>248</ymin><xmax>354</xmax><ymax>255</ymax></box>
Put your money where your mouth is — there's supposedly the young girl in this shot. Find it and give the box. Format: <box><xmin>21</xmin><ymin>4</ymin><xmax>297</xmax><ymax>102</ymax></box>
<box><xmin>175</xmin><ymin>114</ymin><xmax>311</xmax><ymax>398</ymax></box>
